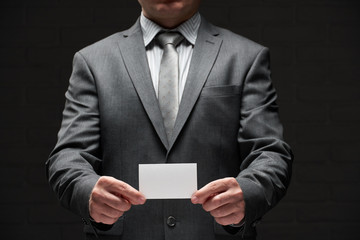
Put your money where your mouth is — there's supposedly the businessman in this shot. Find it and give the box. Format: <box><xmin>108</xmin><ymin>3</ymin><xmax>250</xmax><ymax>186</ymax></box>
<box><xmin>46</xmin><ymin>0</ymin><xmax>293</xmax><ymax>239</ymax></box>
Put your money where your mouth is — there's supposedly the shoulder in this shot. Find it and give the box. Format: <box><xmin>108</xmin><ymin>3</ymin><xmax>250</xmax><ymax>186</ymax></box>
<box><xmin>200</xmin><ymin>17</ymin><xmax>267</xmax><ymax>59</ymax></box>
<box><xmin>217</xmin><ymin>25</ymin><xmax>266</xmax><ymax>56</ymax></box>
<box><xmin>75</xmin><ymin>19</ymin><xmax>140</xmax><ymax>62</ymax></box>
<box><xmin>77</xmin><ymin>32</ymin><xmax>124</xmax><ymax>60</ymax></box>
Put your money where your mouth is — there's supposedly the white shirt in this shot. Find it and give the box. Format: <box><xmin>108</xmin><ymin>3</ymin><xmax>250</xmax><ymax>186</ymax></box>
<box><xmin>140</xmin><ymin>12</ymin><xmax>201</xmax><ymax>103</ymax></box>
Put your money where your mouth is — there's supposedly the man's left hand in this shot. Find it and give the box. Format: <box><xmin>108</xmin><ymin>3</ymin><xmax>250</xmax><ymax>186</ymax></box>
<box><xmin>191</xmin><ymin>177</ymin><xmax>245</xmax><ymax>226</ymax></box>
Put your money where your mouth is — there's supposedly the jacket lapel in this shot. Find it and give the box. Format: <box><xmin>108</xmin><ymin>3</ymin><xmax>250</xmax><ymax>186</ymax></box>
<box><xmin>168</xmin><ymin>19</ymin><xmax>223</xmax><ymax>151</ymax></box>
<box><xmin>117</xmin><ymin>20</ymin><xmax>169</xmax><ymax>149</ymax></box>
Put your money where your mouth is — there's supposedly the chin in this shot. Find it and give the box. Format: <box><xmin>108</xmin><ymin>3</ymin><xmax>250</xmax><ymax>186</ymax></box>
<box><xmin>156</xmin><ymin>3</ymin><xmax>192</xmax><ymax>19</ymax></box>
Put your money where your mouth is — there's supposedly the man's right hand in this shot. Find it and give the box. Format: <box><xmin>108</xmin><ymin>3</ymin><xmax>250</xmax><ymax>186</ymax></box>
<box><xmin>89</xmin><ymin>176</ymin><xmax>146</xmax><ymax>225</ymax></box>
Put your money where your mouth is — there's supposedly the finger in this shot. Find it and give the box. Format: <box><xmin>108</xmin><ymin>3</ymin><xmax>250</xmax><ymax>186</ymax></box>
<box><xmin>102</xmin><ymin>191</ymin><xmax>133</xmax><ymax>212</ymax></box>
<box><xmin>202</xmin><ymin>191</ymin><xmax>234</xmax><ymax>212</ymax></box>
<box><xmin>210</xmin><ymin>203</ymin><xmax>245</xmax><ymax>218</ymax></box>
<box><xmin>112</xmin><ymin>182</ymin><xmax>146</xmax><ymax>205</ymax></box>
<box><xmin>210</xmin><ymin>203</ymin><xmax>239</xmax><ymax>218</ymax></box>
<box><xmin>91</xmin><ymin>185</ymin><xmax>132</xmax><ymax>212</ymax></box>
<box><xmin>101</xmin><ymin>177</ymin><xmax>146</xmax><ymax>205</ymax></box>
<box><xmin>214</xmin><ymin>212</ymin><xmax>245</xmax><ymax>226</ymax></box>
<box><xmin>192</xmin><ymin>178</ymin><xmax>230</xmax><ymax>204</ymax></box>
<box><xmin>91</xmin><ymin>201</ymin><xmax>126</xmax><ymax>219</ymax></box>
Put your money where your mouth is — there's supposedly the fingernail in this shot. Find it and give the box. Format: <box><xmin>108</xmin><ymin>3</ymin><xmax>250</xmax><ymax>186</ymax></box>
<box><xmin>191</xmin><ymin>196</ymin><xmax>198</xmax><ymax>204</ymax></box>
<box><xmin>139</xmin><ymin>197</ymin><xmax>146</xmax><ymax>204</ymax></box>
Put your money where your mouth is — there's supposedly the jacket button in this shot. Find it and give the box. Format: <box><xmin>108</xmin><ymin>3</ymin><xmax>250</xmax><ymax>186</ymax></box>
<box><xmin>167</xmin><ymin>216</ymin><xmax>176</xmax><ymax>227</ymax></box>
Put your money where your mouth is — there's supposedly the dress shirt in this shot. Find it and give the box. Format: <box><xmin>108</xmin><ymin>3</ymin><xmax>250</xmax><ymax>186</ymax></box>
<box><xmin>140</xmin><ymin>12</ymin><xmax>201</xmax><ymax>103</ymax></box>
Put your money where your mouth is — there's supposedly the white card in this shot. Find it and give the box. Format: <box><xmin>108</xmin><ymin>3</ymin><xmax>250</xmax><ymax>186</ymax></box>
<box><xmin>139</xmin><ymin>163</ymin><xmax>197</xmax><ymax>199</ymax></box>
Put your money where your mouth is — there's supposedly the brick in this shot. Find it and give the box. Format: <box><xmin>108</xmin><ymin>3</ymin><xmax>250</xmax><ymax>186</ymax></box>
<box><xmin>330</xmin><ymin>223</ymin><xmax>360</xmax><ymax>240</ymax></box>
<box><xmin>306</xmin><ymin>123</ymin><xmax>357</xmax><ymax>143</ymax></box>
<box><xmin>93</xmin><ymin>0</ymin><xmax>125</xmax><ymax>7</ymax></box>
<box><xmin>282</xmin><ymin>124</ymin><xmax>295</xmax><ymax>144</ymax></box>
<box><xmin>330</xmin><ymin>25</ymin><xmax>360</xmax><ymax>45</ymax></box>
<box><xmin>0</xmin><ymin>205</ymin><xmax>27</xmax><ymax>224</ymax></box>
<box><xmin>293</xmin><ymin>64</ymin><xmax>328</xmax><ymax>84</ymax></box>
<box><xmin>0</xmin><ymin>0</ymin><xmax>24</xmax><ymax>7</ymax></box>
<box><xmin>28</xmin><ymin>204</ymin><xmax>80</xmax><ymax>224</ymax></box>
<box><xmin>271</xmin><ymin>65</ymin><xmax>293</xmax><ymax>85</ymax></box>
<box><xmin>261</xmin><ymin>203</ymin><xmax>295</xmax><ymax>223</ymax></box>
<box><xmin>0</xmin><ymin>8</ymin><xmax>24</xmax><ymax>26</ymax></box>
<box><xmin>27</xmin><ymin>47</ymin><xmax>77</xmax><ymax>66</ymax></box>
<box><xmin>0</xmin><ymin>48</ymin><xmax>27</xmax><ymax>66</ymax></box>
<box><xmin>0</xmin><ymin>27</ymin><xmax>59</xmax><ymax>46</ymax></box>
<box><xmin>58</xmin><ymin>0</ymin><xmax>96</xmax><ymax>6</ymax></box>
<box><xmin>297</xmin><ymin>85</ymin><xmax>360</xmax><ymax>103</ymax></box>
<box><xmin>1</xmin><ymin>106</ymin><xmax>62</xmax><ymax>126</ymax></box>
<box><xmin>332</xmin><ymin>142</ymin><xmax>360</xmax><ymax>163</ymax></box>
<box><xmin>280</xmin><ymin>103</ymin><xmax>327</xmax><ymax>123</ymax></box>
<box><xmin>0</xmin><ymin>186</ymin><xmax>57</xmax><ymax>204</ymax></box>
<box><xmin>272</xmin><ymin>76</ymin><xmax>296</xmax><ymax>103</ymax></box>
<box><xmin>94</xmin><ymin>7</ymin><xmax>141</xmax><ymax>27</ymax></box>
<box><xmin>230</xmin><ymin>6</ymin><xmax>293</xmax><ymax>24</ymax></box>
<box><xmin>296</xmin><ymin>163</ymin><xmax>360</xmax><ymax>183</ymax></box>
<box><xmin>204</xmin><ymin>0</ymin><xmax>262</xmax><ymax>6</ymax></box>
<box><xmin>331</xmin><ymin>184</ymin><xmax>360</xmax><ymax>201</ymax></box>
<box><xmin>257</xmin><ymin>223</ymin><xmax>329</xmax><ymax>240</ymax></box>
<box><xmin>297</xmin><ymin>202</ymin><xmax>360</xmax><ymax>222</ymax></box>
<box><xmin>331</xmin><ymin>104</ymin><xmax>360</xmax><ymax>122</ymax></box>
<box><xmin>0</xmin><ymin>224</ymin><xmax>61</xmax><ymax>240</ymax></box>
<box><xmin>0</xmin><ymin>146</ymin><xmax>52</xmax><ymax>166</ymax></box>
<box><xmin>61</xmin><ymin>223</ymin><xmax>85</xmax><ymax>240</ymax></box>
<box><xmin>292</xmin><ymin>143</ymin><xmax>331</xmax><ymax>163</ymax></box>
<box><xmin>0</xmin><ymin>127</ymin><xmax>26</xmax><ymax>146</ymax></box>
<box><xmin>61</xmin><ymin>27</ymin><xmax>119</xmax><ymax>46</ymax></box>
<box><xmin>229</xmin><ymin>25</ymin><xmax>260</xmax><ymax>43</ymax></box>
<box><xmin>267</xmin><ymin>45</ymin><xmax>293</xmax><ymax>66</ymax></box>
<box><xmin>93</xmin><ymin>0</ymin><xmax>141</xmax><ymax>8</ymax></box>
<box><xmin>198</xmin><ymin>7</ymin><xmax>230</xmax><ymax>27</ymax></box>
<box><xmin>0</xmin><ymin>167</ymin><xmax>26</xmax><ymax>186</ymax></box>
<box><xmin>298</xmin><ymin>5</ymin><xmax>360</xmax><ymax>24</ymax></box>
<box><xmin>26</xmin><ymin>7</ymin><xmax>93</xmax><ymax>26</ymax></box>
<box><xmin>0</xmin><ymin>67</ymin><xmax>60</xmax><ymax>87</ymax></box>
<box><xmin>263</xmin><ymin>25</ymin><xmax>326</xmax><ymax>43</ymax></box>
<box><xmin>26</xmin><ymin>166</ymin><xmax>49</xmax><ymax>186</ymax></box>
<box><xmin>328</xmin><ymin>65</ymin><xmax>360</xmax><ymax>84</ymax></box>
<box><xmin>297</xmin><ymin>46</ymin><xmax>360</xmax><ymax>64</ymax></box>
<box><xmin>297</xmin><ymin>124</ymin><xmax>360</xmax><ymax>143</ymax></box>
<box><xmin>285</xmin><ymin>183</ymin><xmax>330</xmax><ymax>202</ymax></box>
<box><xmin>0</xmin><ymin>87</ymin><xmax>26</xmax><ymax>105</ymax></box>
<box><xmin>26</xmin><ymin>127</ymin><xmax>59</xmax><ymax>147</ymax></box>
<box><xmin>25</xmin><ymin>87</ymin><xmax>66</xmax><ymax>105</ymax></box>
<box><xmin>24</xmin><ymin>0</ymin><xmax>61</xmax><ymax>6</ymax></box>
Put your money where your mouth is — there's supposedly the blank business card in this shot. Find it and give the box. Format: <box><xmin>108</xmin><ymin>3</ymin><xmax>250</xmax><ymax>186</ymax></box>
<box><xmin>139</xmin><ymin>163</ymin><xmax>197</xmax><ymax>199</ymax></box>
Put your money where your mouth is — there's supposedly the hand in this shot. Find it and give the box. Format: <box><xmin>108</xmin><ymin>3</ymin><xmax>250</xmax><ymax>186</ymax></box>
<box><xmin>89</xmin><ymin>176</ymin><xmax>146</xmax><ymax>225</ymax></box>
<box><xmin>191</xmin><ymin>177</ymin><xmax>245</xmax><ymax>226</ymax></box>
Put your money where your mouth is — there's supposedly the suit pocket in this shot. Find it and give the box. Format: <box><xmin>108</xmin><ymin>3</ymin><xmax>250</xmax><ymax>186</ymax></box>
<box><xmin>200</xmin><ymin>85</ymin><xmax>241</xmax><ymax>98</ymax></box>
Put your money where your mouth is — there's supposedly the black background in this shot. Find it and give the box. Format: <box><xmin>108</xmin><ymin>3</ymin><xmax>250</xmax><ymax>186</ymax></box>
<box><xmin>1</xmin><ymin>0</ymin><xmax>360</xmax><ymax>239</ymax></box>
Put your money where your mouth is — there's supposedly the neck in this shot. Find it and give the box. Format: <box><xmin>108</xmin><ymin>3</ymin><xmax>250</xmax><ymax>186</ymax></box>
<box><xmin>143</xmin><ymin>11</ymin><xmax>197</xmax><ymax>29</ymax></box>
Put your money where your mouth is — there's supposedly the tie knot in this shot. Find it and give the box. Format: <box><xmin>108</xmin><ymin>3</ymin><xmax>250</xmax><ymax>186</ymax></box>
<box><xmin>157</xmin><ymin>32</ymin><xmax>184</xmax><ymax>48</ymax></box>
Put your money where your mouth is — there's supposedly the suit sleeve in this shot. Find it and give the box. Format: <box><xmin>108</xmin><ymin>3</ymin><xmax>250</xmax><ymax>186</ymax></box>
<box><xmin>236</xmin><ymin>47</ymin><xmax>293</xmax><ymax>234</ymax></box>
<box><xmin>46</xmin><ymin>52</ymin><xmax>101</xmax><ymax>220</ymax></box>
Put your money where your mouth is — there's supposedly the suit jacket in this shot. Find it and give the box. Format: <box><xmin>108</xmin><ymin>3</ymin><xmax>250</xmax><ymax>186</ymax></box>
<box><xmin>46</xmin><ymin>16</ymin><xmax>293</xmax><ymax>240</ymax></box>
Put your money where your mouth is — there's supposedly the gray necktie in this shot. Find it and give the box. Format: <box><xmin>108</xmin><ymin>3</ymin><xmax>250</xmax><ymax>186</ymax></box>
<box><xmin>157</xmin><ymin>32</ymin><xmax>184</xmax><ymax>141</ymax></box>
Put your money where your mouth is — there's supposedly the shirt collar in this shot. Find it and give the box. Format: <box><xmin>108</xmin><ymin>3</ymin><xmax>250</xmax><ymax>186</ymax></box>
<box><xmin>140</xmin><ymin>12</ymin><xmax>201</xmax><ymax>47</ymax></box>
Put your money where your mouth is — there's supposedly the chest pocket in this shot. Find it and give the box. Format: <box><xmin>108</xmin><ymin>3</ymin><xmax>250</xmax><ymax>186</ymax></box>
<box><xmin>200</xmin><ymin>85</ymin><xmax>241</xmax><ymax>98</ymax></box>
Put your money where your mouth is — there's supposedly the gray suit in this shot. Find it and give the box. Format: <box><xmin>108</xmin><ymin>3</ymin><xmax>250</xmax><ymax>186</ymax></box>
<box><xmin>46</xmin><ymin>17</ymin><xmax>293</xmax><ymax>240</ymax></box>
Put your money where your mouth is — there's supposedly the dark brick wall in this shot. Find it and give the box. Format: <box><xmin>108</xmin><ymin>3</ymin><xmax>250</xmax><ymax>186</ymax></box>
<box><xmin>0</xmin><ymin>0</ymin><xmax>359</xmax><ymax>239</ymax></box>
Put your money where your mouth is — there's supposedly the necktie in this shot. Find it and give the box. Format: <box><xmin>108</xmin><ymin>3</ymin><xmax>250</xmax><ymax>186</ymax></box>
<box><xmin>157</xmin><ymin>32</ymin><xmax>184</xmax><ymax>140</ymax></box>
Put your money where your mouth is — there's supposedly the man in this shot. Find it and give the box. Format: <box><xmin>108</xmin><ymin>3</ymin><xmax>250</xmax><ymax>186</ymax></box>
<box><xmin>46</xmin><ymin>0</ymin><xmax>293</xmax><ymax>239</ymax></box>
